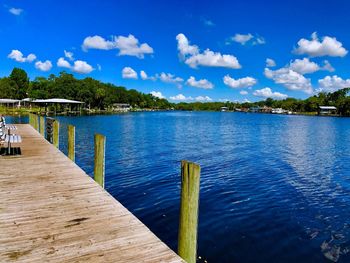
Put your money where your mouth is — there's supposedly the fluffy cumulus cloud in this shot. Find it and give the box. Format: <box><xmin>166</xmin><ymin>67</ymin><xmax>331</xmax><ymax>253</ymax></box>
<box><xmin>294</xmin><ymin>32</ymin><xmax>348</xmax><ymax>57</ymax></box>
<box><xmin>150</xmin><ymin>91</ymin><xmax>165</xmax><ymax>99</ymax></box>
<box><xmin>57</xmin><ymin>57</ymin><xmax>71</xmax><ymax>68</ymax></box>
<box><xmin>82</xmin><ymin>34</ymin><xmax>153</xmax><ymax>58</ymax></box>
<box><xmin>230</xmin><ymin>33</ymin><xmax>265</xmax><ymax>45</ymax></box>
<box><xmin>195</xmin><ymin>96</ymin><xmax>212</xmax><ymax>102</ymax></box>
<box><xmin>288</xmin><ymin>58</ymin><xmax>321</xmax><ymax>74</ymax></box>
<box><xmin>266</xmin><ymin>58</ymin><xmax>276</xmax><ymax>67</ymax></box>
<box><xmin>82</xmin><ymin>35</ymin><xmax>114</xmax><ymax>50</ymax></box>
<box><xmin>232</xmin><ymin>33</ymin><xmax>253</xmax><ymax>45</ymax></box>
<box><xmin>240</xmin><ymin>90</ymin><xmax>248</xmax><ymax>95</ymax></box>
<box><xmin>9</xmin><ymin>7</ymin><xmax>23</xmax><ymax>15</ymax></box>
<box><xmin>122</xmin><ymin>67</ymin><xmax>138</xmax><ymax>79</ymax></box>
<box><xmin>115</xmin><ymin>35</ymin><xmax>153</xmax><ymax>58</ymax></box>
<box><xmin>169</xmin><ymin>94</ymin><xmax>193</xmax><ymax>101</ymax></box>
<box><xmin>186</xmin><ymin>76</ymin><xmax>214</xmax><ymax>89</ymax></box>
<box><xmin>57</xmin><ymin>55</ymin><xmax>94</xmax><ymax>74</ymax></box>
<box><xmin>8</xmin><ymin>50</ymin><xmax>36</xmax><ymax>63</ymax></box>
<box><xmin>318</xmin><ymin>75</ymin><xmax>350</xmax><ymax>93</ymax></box>
<box><xmin>157</xmin><ymin>72</ymin><xmax>184</xmax><ymax>86</ymax></box>
<box><xmin>264</xmin><ymin>67</ymin><xmax>313</xmax><ymax>94</ymax></box>
<box><xmin>223</xmin><ymin>75</ymin><xmax>257</xmax><ymax>89</ymax></box>
<box><xmin>253</xmin><ymin>87</ymin><xmax>288</xmax><ymax>100</ymax></box>
<box><xmin>140</xmin><ymin>70</ymin><xmax>156</xmax><ymax>80</ymax></box>
<box><xmin>176</xmin><ymin>33</ymin><xmax>241</xmax><ymax>69</ymax></box>
<box><xmin>72</xmin><ymin>60</ymin><xmax>94</xmax><ymax>74</ymax></box>
<box><xmin>35</xmin><ymin>60</ymin><xmax>52</xmax><ymax>72</ymax></box>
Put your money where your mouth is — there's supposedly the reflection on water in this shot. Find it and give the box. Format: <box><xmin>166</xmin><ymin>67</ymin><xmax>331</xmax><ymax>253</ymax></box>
<box><xmin>6</xmin><ymin>112</ymin><xmax>350</xmax><ymax>262</ymax></box>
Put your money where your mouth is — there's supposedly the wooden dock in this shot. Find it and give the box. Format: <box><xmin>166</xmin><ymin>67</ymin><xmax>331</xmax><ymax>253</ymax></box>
<box><xmin>0</xmin><ymin>124</ymin><xmax>184</xmax><ymax>262</ymax></box>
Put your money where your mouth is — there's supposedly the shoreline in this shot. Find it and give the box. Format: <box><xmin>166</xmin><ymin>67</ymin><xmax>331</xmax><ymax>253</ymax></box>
<box><xmin>1</xmin><ymin>108</ymin><xmax>345</xmax><ymax>118</ymax></box>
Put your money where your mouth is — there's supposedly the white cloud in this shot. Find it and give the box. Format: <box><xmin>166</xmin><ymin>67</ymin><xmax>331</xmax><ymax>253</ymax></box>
<box><xmin>176</xmin><ymin>33</ymin><xmax>199</xmax><ymax>57</ymax></box>
<box><xmin>150</xmin><ymin>91</ymin><xmax>165</xmax><ymax>99</ymax></box>
<box><xmin>57</xmin><ymin>57</ymin><xmax>94</xmax><ymax>74</ymax></box>
<box><xmin>64</xmin><ymin>50</ymin><xmax>74</xmax><ymax>61</ymax></box>
<box><xmin>169</xmin><ymin>94</ymin><xmax>194</xmax><ymax>101</ymax></box>
<box><xmin>254</xmin><ymin>36</ymin><xmax>266</xmax><ymax>45</ymax></box>
<box><xmin>264</xmin><ymin>67</ymin><xmax>313</xmax><ymax>94</ymax></box>
<box><xmin>318</xmin><ymin>75</ymin><xmax>350</xmax><ymax>93</ymax></box>
<box><xmin>57</xmin><ymin>57</ymin><xmax>71</xmax><ymax>68</ymax></box>
<box><xmin>323</xmin><ymin>60</ymin><xmax>335</xmax><ymax>72</ymax></box>
<box><xmin>157</xmin><ymin>72</ymin><xmax>184</xmax><ymax>86</ymax></box>
<box><xmin>232</xmin><ymin>33</ymin><xmax>253</xmax><ymax>45</ymax></box>
<box><xmin>186</xmin><ymin>76</ymin><xmax>214</xmax><ymax>89</ymax></box>
<box><xmin>122</xmin><ymin>67</ymin><xmax>138</xmax><ymax>79</ymax></box>
<box><xmin>72</xmin><ymin>60</ymin><xmax>94</xmax><ymax>74</ymax></box>
<box><xmin>35</xmin><ymin>60</ymin><xmax>52</xmax><ymax>72</ymax></box>
<box><xmin>176</xmin><ymin>33</ymin><xmax>241</xmax><ymax>69</ymax></box>
<box><xmin>195</xmin><ymin>96</ymin><xmax>212</xmax><ymax>102</ymax></box>
<box><xmin>140</xmin><ymin>70</ymin><xmax>148</xmax><ymax>80</ymax></box>
<box><xmin>114</xmin><ymin>35</ymin><xmax>153</xmax><ymax>58</ymax></box>
<box><xmin>9</xmin><ymin>8</ymin><xmax>23</xmax><ymax>15</ymax></box>
<box><xmin>289</xmin><ymin>58</ymin><xmax>320</xmax><ymax>74</ymax></box>
<box><xmin>82</xmin><ymin>34</ymin><xmax>153</xmax><ymax>58</ymax></box>
<box><xmin>140</xmin><ymin>70</ymin><xmax>156</xmax><ymax>80</ymax></box>
<box><xmin>266</xmin><ymin>58</ymin><xmax>276</xmax><ymax>67</ymax></box>
<box><xmin>240</xmin><ymin>90</ymin><xmax>248</xmax><ymax>95</ymax></box>
<box><xmin>294</xmin><ymin>32</ymin><xmax>348</xmax><ymax>57</ymax></box>
<box><xmin>230</xmin><ymin>33</ymin><xmax>265</xmax><ymax>45</ymax></box>
<box><xmin>223</xmin><ymin>75</ymin><xmax>257</xmax><ymax>89</ymax></box>
<box><xmin>8</xmin><ymin>50</ymin><xmax>36</xmax><ymax>63</ymax></box>
<box><xmin>185</xmin><ymin>50</ymin><xmax>241</xmax><ymax>69</ymax></box>
<box><xmin>97</xmin><ymin>64</ymin><xmax>102</xmax><ymax>71</ymax></box>
<box><xmin>82</xmin><ymin>35</ymin><xmax>115</xmax><ymax>50</ymax></box>
<box><xmin>253</xmin><ymin>87</ymin><xmax>288</xmax><ymax>100</ymax></box>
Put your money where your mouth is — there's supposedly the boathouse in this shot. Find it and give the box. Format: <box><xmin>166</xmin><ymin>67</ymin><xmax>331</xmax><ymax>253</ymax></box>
<box><xmin>319</xmin><ymin>106</ymin><xmax>337</xmax><ymax>115</ymax></box>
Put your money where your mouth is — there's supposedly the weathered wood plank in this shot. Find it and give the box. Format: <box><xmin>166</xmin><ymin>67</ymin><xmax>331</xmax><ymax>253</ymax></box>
<box><xmin>0</xmin><ymin>124</ymin><xmax>184</xmax><ymax>263</ymax></box>
<box><xmin>94</xmin><ymin>134</ymin><xmax>105</xmax><ymax>188</ymax></box>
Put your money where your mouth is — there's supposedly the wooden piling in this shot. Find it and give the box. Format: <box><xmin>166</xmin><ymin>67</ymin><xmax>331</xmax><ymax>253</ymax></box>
<box><xmin>94</xmin><ymin>134</ymin><xmax>106</xmax><ymax>188</ymax></box>
<box><xmin>33</xmin><ymin>114</ymin><xmax>39</xmax><ymax>131</ymax></box>
<box><xmin>53</xmin><ymin>120</ymin><xmax>59</xmax><ymax>148</ymax></box>
<box><xmin>178</xmin><ymin>160</ymin><xmax>201</xmax><ymax>263</ymax></box>
<box><xmin>28</xmin><ymin>113</ymin><xmax>33</xmax><ymax>127</ymax></box>
<box><xmin>68</xmin><ymin>125</ymin><xmax>75</xmax><ymax>161</ymax></box>
<box><xmin>39</xmin><ymin>116</ymin><xmax>45</xmax><ymax>136</ymax></box>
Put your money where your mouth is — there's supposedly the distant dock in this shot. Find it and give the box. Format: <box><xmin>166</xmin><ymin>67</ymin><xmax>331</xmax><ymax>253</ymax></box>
<box><xmin>0</xmin><ymin>124</ymin><xmax>184</xmax><ymax>262</ymax></box>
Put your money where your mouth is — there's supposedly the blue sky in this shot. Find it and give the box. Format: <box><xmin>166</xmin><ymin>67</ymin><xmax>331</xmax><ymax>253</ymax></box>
<box><xmin>1</xmin><ymin>0</ymin><xmax>350</xmax><ymax>102</ymax></box>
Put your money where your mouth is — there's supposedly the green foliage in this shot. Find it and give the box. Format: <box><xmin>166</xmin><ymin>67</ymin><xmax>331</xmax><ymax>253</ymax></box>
<box><xmin>1</xmin><ymin>68</ymin><xmax>350</xmax><ymax>115</ymax></box>
<box><xmin>1</xmin><ymin>68</ymin><xmax>173</xmax><ymax>110</ymax></box>
<box><xmin>9</xmin><ymin>68</ymin><xmax>29</xmax><ymax>99</ymax></box>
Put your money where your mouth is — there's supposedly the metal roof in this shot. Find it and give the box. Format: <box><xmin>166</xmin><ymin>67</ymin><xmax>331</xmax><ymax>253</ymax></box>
<box><xmin>0</xmin><ymin>99</ymin><xmax>20</xmax><ymax>103</ymax></box>
<box><xmin>32</xmin><ymin>98</ymin><xmax>84</xmax><ymax>104</ymax></box>
<box><xmin>319</xmin><ymin>106</ymin><xmax>337</xmax><ymax>110</ymax></box>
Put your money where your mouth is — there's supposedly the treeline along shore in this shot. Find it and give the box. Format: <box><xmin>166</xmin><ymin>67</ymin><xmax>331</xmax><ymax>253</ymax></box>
<box><xmin>1</xmin><ymin>67</ymin><xmax>350</xmax><ymax>116</ymax></box>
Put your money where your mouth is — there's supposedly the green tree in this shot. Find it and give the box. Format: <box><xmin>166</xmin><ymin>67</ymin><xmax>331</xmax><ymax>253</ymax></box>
<box><xmin>9</xmin><ymin>68</ymin><xmax>29</xmax><ymax>99</ymax></box>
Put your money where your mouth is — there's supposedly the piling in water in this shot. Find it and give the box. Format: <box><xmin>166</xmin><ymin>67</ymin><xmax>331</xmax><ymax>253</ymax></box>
<box><xmin>94</xmin><ymin>134</ymin><xmax>106</xmax><ymax>188</ymax></box>
<box><xmin>68</xmin><ymin>125</ymin><xmax>75</xmax><ymax>161</ymax></box>
<box><xmin>40</xmin><ymin>116</ymin><xmax>45</xmax><ymax>136</ymax></box>
<box><xmin>178</xmin><ymin>160</ymin><xmax>201</xmax><ymax>263</ymax></box>
<box><xmin>53</xmin><ymin>120</ymin><xmax>59</xmax><ymax>148</ymax></box>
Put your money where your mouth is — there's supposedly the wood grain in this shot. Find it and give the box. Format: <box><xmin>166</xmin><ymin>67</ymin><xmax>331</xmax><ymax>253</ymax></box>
<box><xmin>0</xmin><ymin>124</ymin><xmax>184</xmax><ymax>263</ymax></box>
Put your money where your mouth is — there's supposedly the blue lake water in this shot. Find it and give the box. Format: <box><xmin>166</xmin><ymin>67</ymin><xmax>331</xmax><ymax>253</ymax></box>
<box><xmin>7</xmin><ymin>112</ymin><xmax>350</xmax><ymax>262</ymax></box>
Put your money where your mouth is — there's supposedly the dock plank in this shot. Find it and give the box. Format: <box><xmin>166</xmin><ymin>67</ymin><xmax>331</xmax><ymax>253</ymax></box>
<box><xmin>0</xmin><ymin>124</ymin><xmax>184</xmax><ymax>263</ymax></box>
